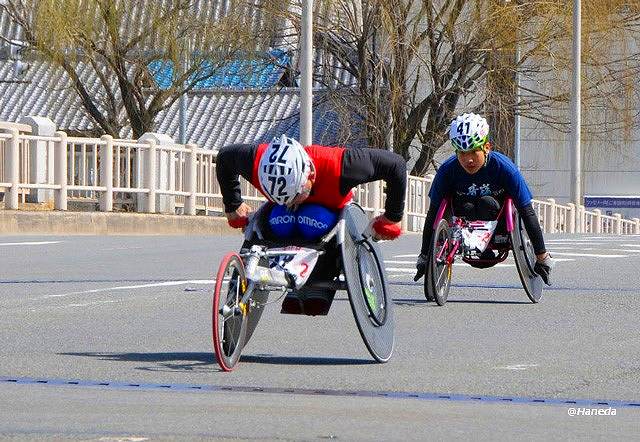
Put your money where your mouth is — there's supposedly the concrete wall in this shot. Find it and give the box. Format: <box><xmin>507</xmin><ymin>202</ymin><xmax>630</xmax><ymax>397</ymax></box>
<box><xmin>0</xmin><ymin>211</ymin><xmax>240</xmax><ymax>235</ymax></box>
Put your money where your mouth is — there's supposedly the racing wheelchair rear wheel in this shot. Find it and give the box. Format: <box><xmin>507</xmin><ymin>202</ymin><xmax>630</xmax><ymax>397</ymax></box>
<box><xmin>426</xmin><ymin>218</ymin><xmax>453</xmax><ymax>306</ymax></box>
<box><xmin>212</xmin><ymin>252</ymin><xmax>248</xmax><ymax>371</ymax></box>
<box><xmin>510</xmin><ymin>210</ymin><xmax>543</xmax><ymax>303</ymax></box>
<box><xmin>341</xmin><ymin>204</ymin><xmax>394</xmax><ymax>363</ymax></box>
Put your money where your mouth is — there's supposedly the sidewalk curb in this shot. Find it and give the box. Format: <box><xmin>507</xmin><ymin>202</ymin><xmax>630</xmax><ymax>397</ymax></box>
<box><xmin>0</xmin><ymin>211</ymin><xmax>241</xmax><ymax>235</ymax></box>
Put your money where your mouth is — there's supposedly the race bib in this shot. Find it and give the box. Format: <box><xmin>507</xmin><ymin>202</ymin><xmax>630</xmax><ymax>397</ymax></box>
<box><xmin>455</xmin><ymin>217</ymin><xmax>498</xmax><ymax>253</ymax></box>
<box><xmin>269</xmin><ymin>246</ymin><xmax>320</xmax><ymax>289</ymax></box>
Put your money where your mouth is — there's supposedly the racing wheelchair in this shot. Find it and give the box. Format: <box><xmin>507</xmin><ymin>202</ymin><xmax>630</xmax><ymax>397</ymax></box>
<box><xmin>424</xmin><ymin>196</ymin><xmax>544</xmax><ymax>306</ymax></box>
<box><xmin>212</xmin><ymin>203</ymin><xmax>394</xmax><ymax>371</ymax></box>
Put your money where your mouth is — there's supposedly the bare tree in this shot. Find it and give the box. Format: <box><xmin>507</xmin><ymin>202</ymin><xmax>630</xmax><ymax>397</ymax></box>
<box><xmin>280</xmin><ymin>0</ymin><xmax>640</xmax><ymax>175</ymax></box>
<box><xmin>1</xmin><ymin>0</ymin><xmax>261</xmax><ymax>137</ymax></box>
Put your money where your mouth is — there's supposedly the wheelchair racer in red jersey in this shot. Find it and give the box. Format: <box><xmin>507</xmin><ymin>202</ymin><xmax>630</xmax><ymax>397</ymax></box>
<box><xmin>413</xmin><ymin>113</ymin><xmax>554</xmax><ymax>285</ymax></box>
<box><xmin>216</xmin><ymin>134</ymin><xmax>407</xmax><ymax>314</ymax></box>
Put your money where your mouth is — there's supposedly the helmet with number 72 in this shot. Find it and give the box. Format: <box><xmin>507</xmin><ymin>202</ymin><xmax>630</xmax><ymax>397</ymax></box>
<box><xmin>449</xmin><ymin>113</ymin><xmax>490</xmax><ymax>152</ymax></box>
<box><xmin>258</xmin><ymin>135</ymin><xmax>313</xmax><ymax>205</ymax></box>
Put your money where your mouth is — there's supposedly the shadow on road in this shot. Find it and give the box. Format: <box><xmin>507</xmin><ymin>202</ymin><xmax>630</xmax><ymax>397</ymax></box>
<box><xmin>239</xmin><ymin>354</ymin><xmax>376</xmax><ymax>366</ymax></box>
<box><xmin>59</xmin><ymin>351</ymin><xmax>213</xmax><ymax>372</ymax></box>
<box><xmin>392</xmin><ymin>298</ymin><xmax>530</xmax><ymax>306</ymax></box>
<box><xmin>59</xmin><ymin>351</ymin><xmax>374</xmax><ymax>370</ymax></box>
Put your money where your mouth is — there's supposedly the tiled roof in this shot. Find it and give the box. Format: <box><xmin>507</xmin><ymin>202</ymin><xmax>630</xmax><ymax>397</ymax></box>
<box><xmin>0</xmin><ymin>57</ymin><xmax>367</xmax><ymax>149</ymax></box>
<box><xmin>154</xmin><ymin>89</ymin><xmax>368</xmax><ymax>149</ymax></box>
<box><xmin>0</xmin><ymin>0</ymin><xmax>274</xmax><ymax>47</ymax></box>
<box><xmin>149</xmin><ymin>49</ymin><xmax>290</xmax><ymax>90</ymax></box>
<box><xmin>0</xmin><ymin>59</ymin><xmax>105</xmax><ymax>132</ymax></box>
<box><xmin>160</xmin><ymin>90</ymin><xmax>294</xmax><ymax>148</ymax></box>
<box><xmin>0</xmin><ymin>1</ymin><xmax>363</xmax><ymax>147</ymax></box>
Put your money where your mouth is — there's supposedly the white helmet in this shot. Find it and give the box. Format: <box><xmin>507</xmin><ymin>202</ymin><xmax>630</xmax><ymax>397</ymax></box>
<box><xmin>449</xmin><ymin>113</ymin><xmax>490</xmax><ymax>152</ymax></box>
<box><xmin>258</xmin><ymin>135</ymin><xmax>312</xmax><ymax>205</ymax></box>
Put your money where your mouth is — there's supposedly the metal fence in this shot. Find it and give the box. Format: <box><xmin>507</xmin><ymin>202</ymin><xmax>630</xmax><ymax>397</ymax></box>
<box><xmin>1</xmin><ymin>128</ymin><xmax>639</xmax><ymax>234</ymax></box>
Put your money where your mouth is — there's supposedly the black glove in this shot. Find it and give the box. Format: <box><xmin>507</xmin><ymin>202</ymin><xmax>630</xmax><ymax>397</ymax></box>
<box><xmin>413</xmin><ymin>253</ymin><xmax>428</xmax><ymax>282</ymax></box>
<box><xmin>534</xmin><ymin>254</ymin><xmax>554</xmax><ymax>286</ymax></box>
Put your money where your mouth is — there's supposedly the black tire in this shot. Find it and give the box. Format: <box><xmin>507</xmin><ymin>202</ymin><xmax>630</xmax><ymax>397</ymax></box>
<box><xmin>425</xmin><ymin>218</ymin><xmax>452</xmax><ymax>306</ymax></box>
<box><xmin>212</xmin><ymin>252</ymin><xmax>248</xmax><ymax>371</ymax></box>
<box><xmin>510</xmin><ymin>210</ymin><xmax>543</xmax><ymax>303</ymax></box>
<box><xmin>341</xmin><ymin>204</ymin><xmax>394</xmax><ymax>363</ymax></box>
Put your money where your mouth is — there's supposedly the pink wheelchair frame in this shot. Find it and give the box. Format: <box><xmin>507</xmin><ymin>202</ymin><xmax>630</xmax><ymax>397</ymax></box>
<box><xmin>432</xmin><ymin>196</ymin><xmax>516</xmax><ymax>268</ymax></box>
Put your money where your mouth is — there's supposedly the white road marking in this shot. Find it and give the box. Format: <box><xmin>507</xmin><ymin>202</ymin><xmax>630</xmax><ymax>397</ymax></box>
<box><xmin>550</xmin><ymin>252</ymin><xmax>627</xmax><ymax>258</ymax></box>
<box><xmin>549</xmin><ymin>247</ymin><xmax>640</xmax><ymax>253</ymax></box>
<box><xmin>385</xmin><ymin>268</ymin><xmax>419</xmax><ymax>273</ymax></box>
<box><xmin>64</xmin><ymin>300</ymin><xmax>122</xmax><ymax>308</ymax></box>
<box><xmin>547</xmin><ymin>238</ymin><xmax>633</xmax><ymax>243</ymax></box>
<box><xmin>385</xmin><ymin>264</ymin><xmax>516</xmax><ymax>271</ymax></box>
<box><xmin>98</xmin><ymin>437</ymin><xmax>149</xmax><ymax>442</ymax></box>
<box><xmin>0</xmin><ymin>241</ymin><xmax>62</xmax><ymax>246</ymax></box>
<box><xmin>387</xmin><ymin>274</ymin><xmax>406</xmax><ymax>278</ymax></box>
<box><xmin>459</xmin><ymin>263</ymin><xmax>515</xmax><ymax>268</ymax></box>
<box><xmin>494</xmin><ymin>364</ymin><xmax>538</xmax><ymax>371</ymax></box>
<box><xmin>385</xmin><ymin>260</ymin><xmax>416</xmax><ymax>264</ymax></box>
<box><xmin>40</xmin><ymin>280</ymin><xmax>215</xmax><ymax>299</ymax></box>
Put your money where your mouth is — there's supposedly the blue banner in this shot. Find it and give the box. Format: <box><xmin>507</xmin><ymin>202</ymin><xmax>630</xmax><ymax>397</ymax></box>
<box><xmin>584</xmin><ymin>196</ymin><xmax>640</xmax><ymax>209</ymax></box>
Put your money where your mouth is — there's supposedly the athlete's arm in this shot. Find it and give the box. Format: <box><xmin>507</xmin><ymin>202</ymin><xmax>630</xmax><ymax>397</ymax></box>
<box><xmin>216</xmin><ymin>143</ymin><xmax>257</xmax><ymax>213</ymax></box>
<box><xmin>340</xmin><ymin>148</ymin><xmax>407</xmax><ymax>222</ymax></box>
<box><xmin>499</xmin><ymin>163</ymin><xmax>547</xmax><ymax>256</ymax></box>
<box><xmin>418</xmin><ymin>168</ymin><xmax>449</xmax><ymax>256</ymax></box>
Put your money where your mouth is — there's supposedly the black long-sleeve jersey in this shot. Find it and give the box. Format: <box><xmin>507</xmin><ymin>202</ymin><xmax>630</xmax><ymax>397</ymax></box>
<box><xmin>216</xmin><ymin>143</ymin><xmax>407</xmax><ymax>222</ymax></box>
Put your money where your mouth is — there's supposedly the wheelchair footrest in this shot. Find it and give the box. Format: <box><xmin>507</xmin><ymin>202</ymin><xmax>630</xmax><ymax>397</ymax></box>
<box><xmin>306</xmin><ymin>280</ymin><xmax>347</xmax><ymax>291</ymax></box>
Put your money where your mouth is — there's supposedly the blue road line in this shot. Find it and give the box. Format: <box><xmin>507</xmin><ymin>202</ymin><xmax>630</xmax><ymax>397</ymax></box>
<box><xmin>2</xmin><ymin>376</ymin><xmax>639</xmax><ymax>409</ymax></box>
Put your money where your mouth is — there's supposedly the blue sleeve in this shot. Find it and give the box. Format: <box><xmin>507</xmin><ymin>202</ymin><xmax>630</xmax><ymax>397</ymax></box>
<box><xmin>428</xmin><ymin>166</ymin><xmax>450</xmax><ymax>211</ymax></box>
<box><xmin>499</xmin><ymin>158</ymin><xmax>533</xmax><ymax>209</ymax></box>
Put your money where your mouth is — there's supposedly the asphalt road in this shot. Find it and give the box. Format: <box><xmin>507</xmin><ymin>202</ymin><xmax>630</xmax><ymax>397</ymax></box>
<box><xmin>1</xmin><ymin>233</ymin><xmax>639</xmax><ymax>440</ymax></box>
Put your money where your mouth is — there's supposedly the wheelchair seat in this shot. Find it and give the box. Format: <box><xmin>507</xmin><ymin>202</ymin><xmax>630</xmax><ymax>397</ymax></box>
<box><xmin>449</xmin><ymin>198</ymin><xmax>512</xmax><ymax>269</ymax></box>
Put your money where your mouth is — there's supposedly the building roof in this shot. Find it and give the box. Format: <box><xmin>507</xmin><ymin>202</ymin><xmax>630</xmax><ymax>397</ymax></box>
<box><xmin>156</xmin><ymin>88</ymin><xmax>368</xmax><ymax>149</ymax></box>
<box><xmin>0</xmin><ymin>58</ymin><xmax>367</xmax><ymax>149</ymax></box>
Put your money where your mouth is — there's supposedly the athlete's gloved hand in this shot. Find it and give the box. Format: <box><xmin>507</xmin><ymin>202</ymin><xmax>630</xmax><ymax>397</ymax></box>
<box><xmin>413</xmin><ymin>253</ymin><xmax>428</xmax><ymax>282</ymax></box>
<box><xmin>534</xmin><ymin>253</ymin><xmax>554</xmax><ymax>286</ymax></box>
<box><xmin>226</xmin><ymin>202</ymin><xmax>252</xmax><ymax>230</ymax></box>
<box><xmin>370</xmin><ymin>215</ymin><xmax>402</xmax><ymax>241</ymax></box>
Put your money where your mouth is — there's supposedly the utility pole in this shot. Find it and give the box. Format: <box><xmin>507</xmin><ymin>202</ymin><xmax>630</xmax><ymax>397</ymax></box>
<box><xmin>300</xmin><ymin>0</ymin><xmax>313</xmax><ymax>146</ymax></box>
<box><xmin>514</xmin><ymin>40</ymin><xmax>521</xmax><ymax>170</ymax></box>
<box><xmin>571</xmin><ymin>0</ymin><xmax>582</xmax><ymax>209</ymax></box>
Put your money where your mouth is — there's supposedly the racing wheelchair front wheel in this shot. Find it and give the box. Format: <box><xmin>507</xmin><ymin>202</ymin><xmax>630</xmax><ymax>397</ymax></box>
<box><xmin>212</xmin><ymin>252</ymin><xmax>249</xmax><ymax>371</ymax></box>
<box><xmin>510</xmin><ymin>210</ymin><xmax>543</xmax><ymax>303</ymax></box>
<box><xmin>426</xmin><ymin>218</ymin><xmax>453</xmax><ymax>306</ymax></box>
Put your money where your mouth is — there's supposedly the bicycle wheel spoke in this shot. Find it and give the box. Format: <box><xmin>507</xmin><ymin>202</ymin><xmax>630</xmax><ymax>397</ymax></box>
<box><xmin>436</xmin><ymin>265</ymin><xmax>447</xmax><ymax>286</ymax></box>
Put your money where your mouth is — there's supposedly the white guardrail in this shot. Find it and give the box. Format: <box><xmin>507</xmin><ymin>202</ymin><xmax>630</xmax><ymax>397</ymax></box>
<box><xmin>0</xmin><ymin>127</ymin><xmax>639</xmax><ymax>234</ymax></box>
